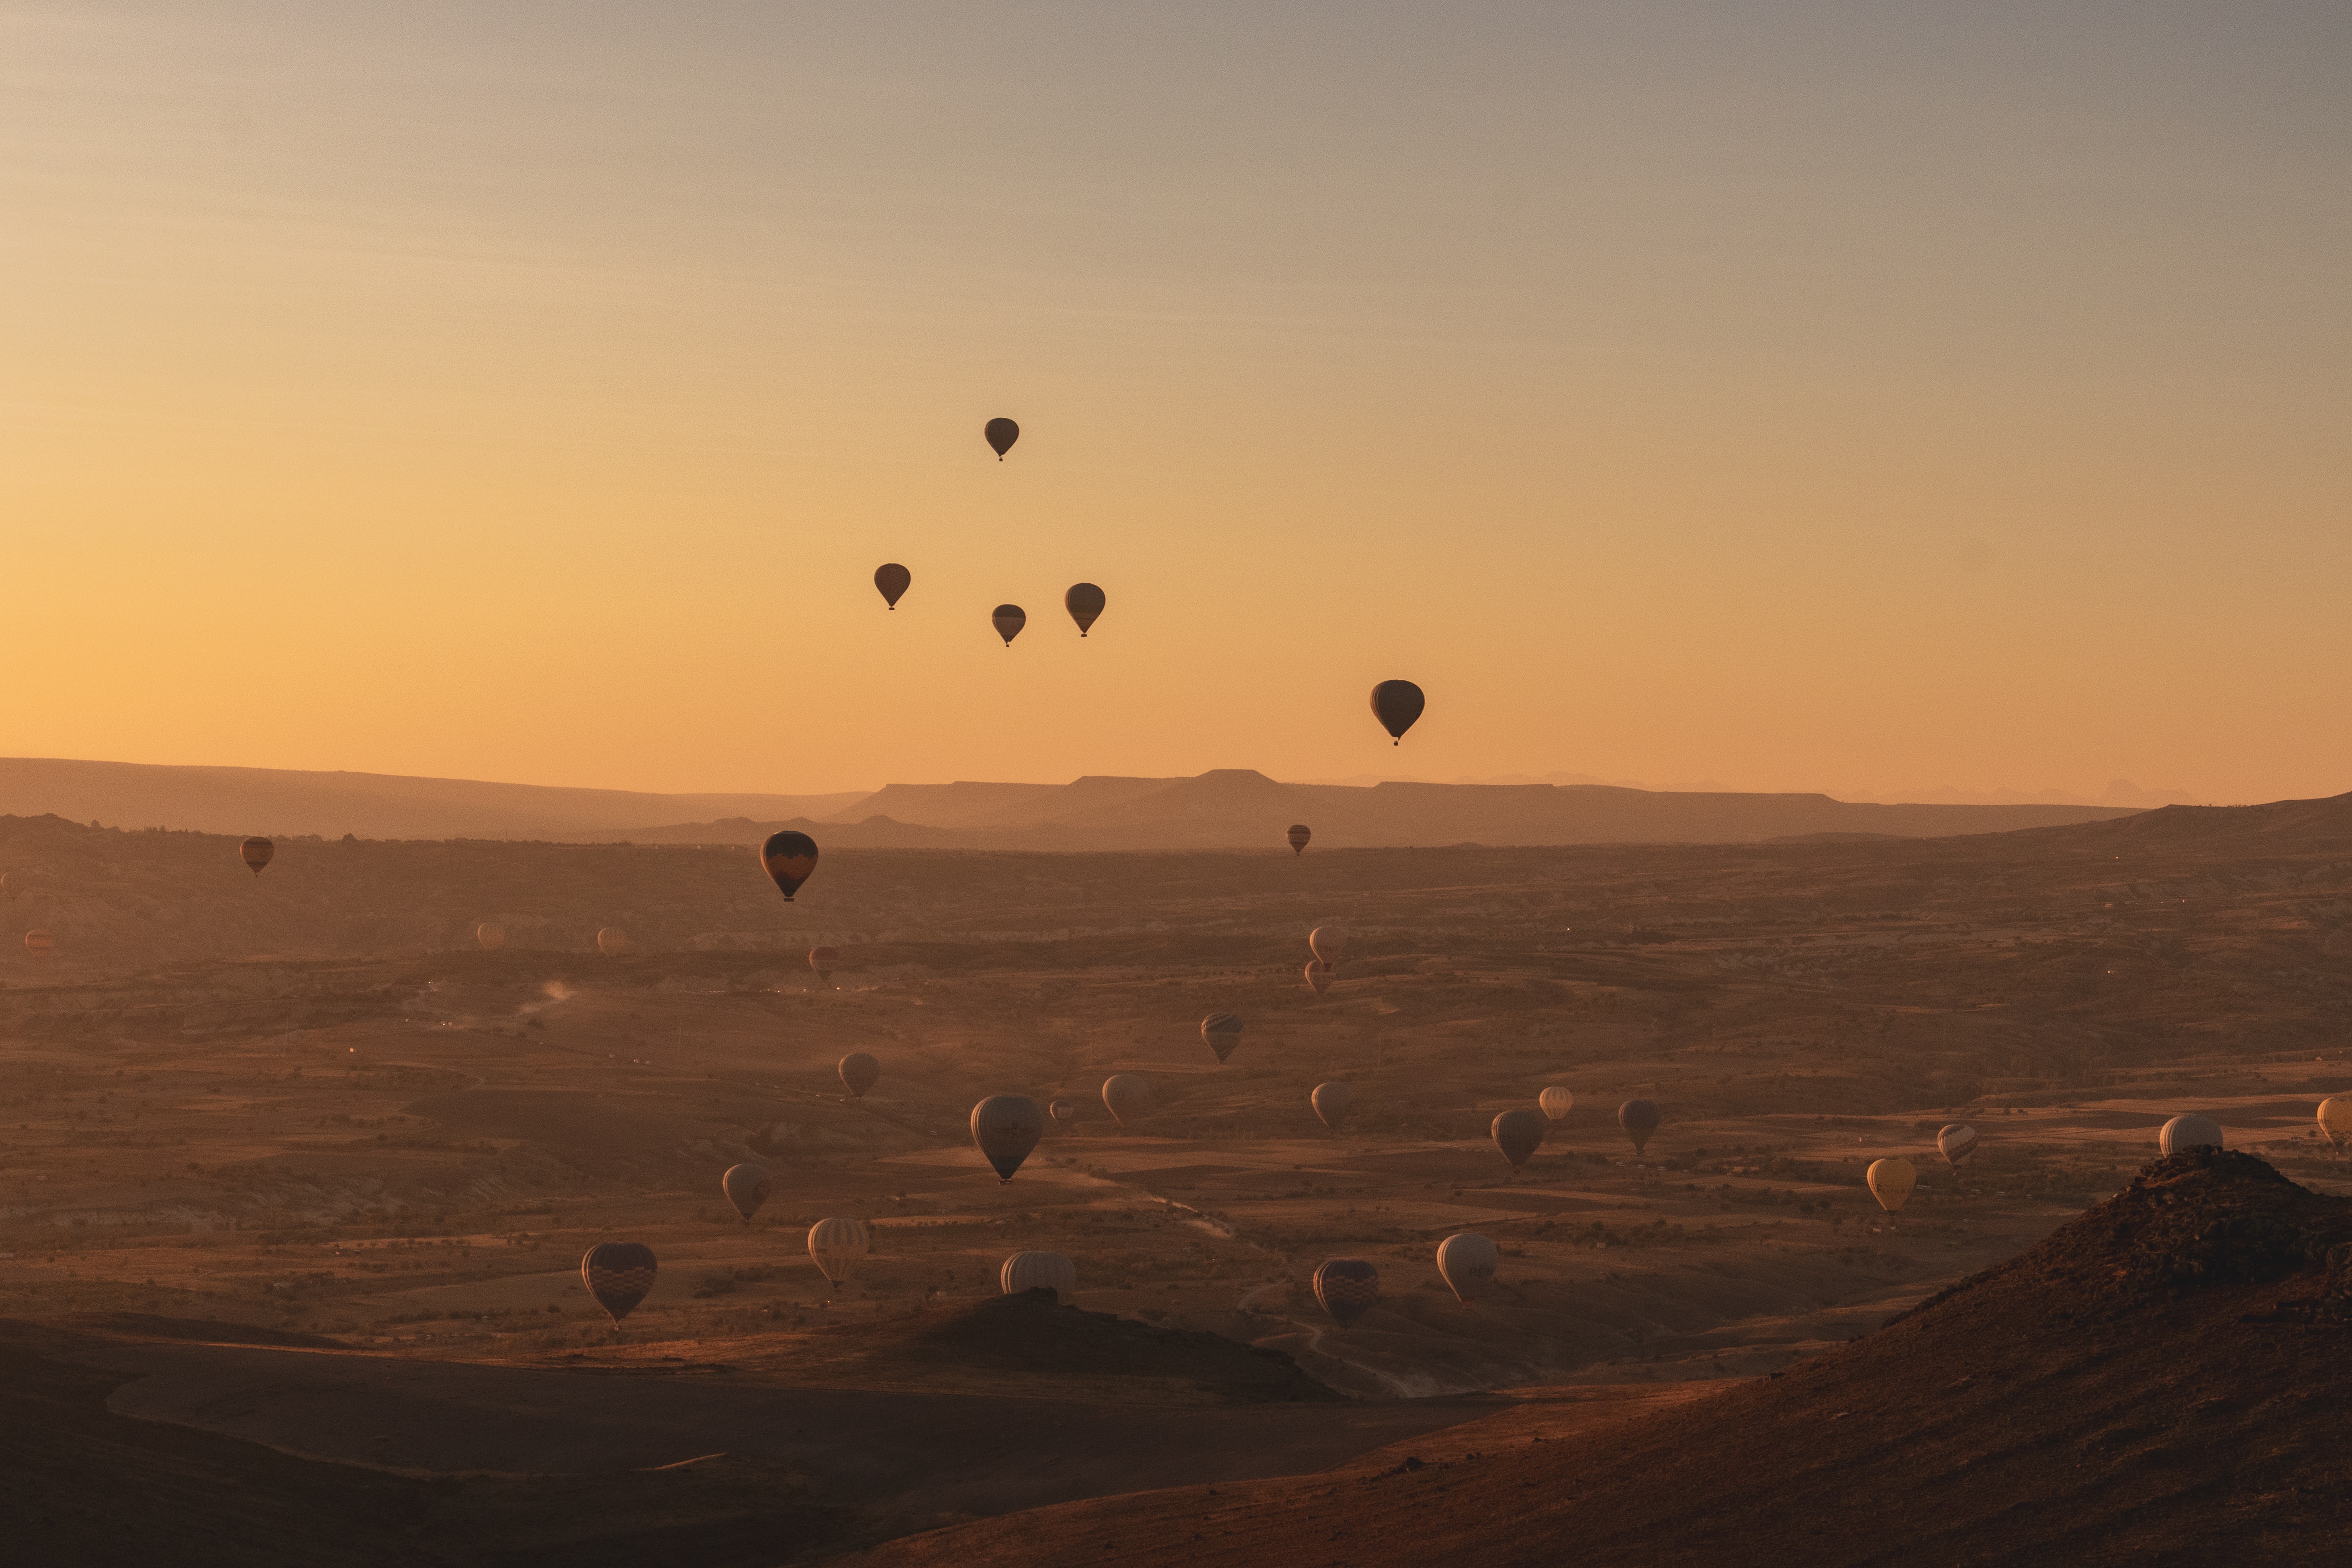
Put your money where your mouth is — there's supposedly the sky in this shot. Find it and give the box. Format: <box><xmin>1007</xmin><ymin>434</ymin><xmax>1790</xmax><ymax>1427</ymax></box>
<box><xmin>4</xmin><ymin>2</ymin><xmax>2347</xmax><ymax>802</ymax></box>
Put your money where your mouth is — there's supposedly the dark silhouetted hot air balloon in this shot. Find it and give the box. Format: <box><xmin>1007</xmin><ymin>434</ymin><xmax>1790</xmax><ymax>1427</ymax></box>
<box><xmin>875</xmin><ymin>563</ymin><xmax>911</xmax><ymax>609</ymax></box>
<box><xmin>1049</xmin><ymin>1097</ymin><xmax>1080</xmax><ymax>1131</ymax></box>
<box><xmin>1867</xmin><ymin>1157</ymin><xmax>1917</xmax><ymax>1214</ymax></box>
<box><xmin>1311</xmin><ymin>1081</ymin><xmax>1353</xmax><ymax>1130</ymax></box>
<box><xmin>761</xmin><ymin>830</ymin><xmax>818</xmax><ymax>902</ymax></box>
<box><xmin>1538</xmin><ymin>1086</ymin><xmax>1574</xmax><ymax>1121</ymax></box>
<box><xmin>1102</xmin><ymin>1074</ymin><xmax>1152</xmax><ymax>1127</ymax></box>
<box><xmin>1370</xmin><ymin>680</ymin><xmax>1424</xmax><ymax>745</ymax></box>
<box><xmin>838</xmin><ymin>1052</ymin><xmax>879</xmax><ymax>1099</ymax></box>
<box><xmin>239</xmin><ymin>837</ymin><xmax>274</xmax><ymax>877</ymax></box>
<box><xmin>24</xmin><ymin>929</ymin><xmax>53</xmax><ymax>958</ymax></box>
<box><xmin>477</xmin><ymin>922</ymin><xmax>505</xmax><ymax>951</ymax></box>
<box><xmin>807</xmin><ymin>1218</ymin><xmax>869</xmax><ymax>1290</ymax></box>
<box><xmin>2160</xmin><ymin>1113</ymin><xmax>2222</xmax><ymax>1154</ymax></box>
<box><xmin>1000</xmin><ymin>1251</ymin><xmax>1076</xmax><ymax>1300</ymax></box>
<box><xmin>971</xmin><ymin>1094</ymin><xmax>1043</xmax><ymax>1182</ymax></box>
<box><xmin>1305</xmin><ymin>960</ymin><xmax>1333</xmax><ymax>995</ymax></box>
<box><xmin>1287</xmin><ymin>824</ymin><xmax>1311</xmax><ymax>855</ymax></box>
<box><xmin>992</xmin><ymin>604</ymin><xmax>1026</xmax><ymax>646</ymax></box>
<box><xmin>810</xmin><ymin>945</ymin><xmax>839</xmax><ymax>982</ymax></box>
<box><xmin>1436</xmin><ymin>1232</ymin><xmax>1499</xmax><ymax>1304</ymax></box>
<box><xmin>595</xmin><ymin>927</ymin><xmax>630</xmax><ymax>955</ymax></box>
<box><xmin>1937</xmin><ymin>1124</ymin><xmax>1978</xmax><ymax>1167</ymax></box>
<box><xmin>1491</xmin><ymin>1108</ymin><xmax>1546</xmax><ymax>1171</ymax></box>
<box><xmin>1618</xmin><ymin>1098</ymin><xmax>1661</xmax><ymax>1155</ymax></box>
<box><xmin>1313</xmin><ymin>1258</ymin><xmax>1380</xmax><ymax>1326</ymax></box>
<box><xmin>1308</xmin><ymin>925</ymin><xmax>1346</xmax><ymax>966</ymax></box>
<box><xmin>721</xmin><ymin>1162</ymin><xmax>771</xmax><ymax>1222</ymax></box>
<box><xmin>1201</xmin><ymin>1012</ymin><xmax>1243</xmax><ymax>1063</ymax></box>
<box><xmin>984</xmin><ymin>417</ymin><xmax>1019</xmax><ymax>459</ymax></box>
<box><xmin>1064</xmin><ymin>583</ymin><xmax>1104</xmax><ymax>636</ymax></box>
<box><xmin>581</xmin><ymin>1241</ymin><xmax>657</xmax><ymax>1324</ymax></box>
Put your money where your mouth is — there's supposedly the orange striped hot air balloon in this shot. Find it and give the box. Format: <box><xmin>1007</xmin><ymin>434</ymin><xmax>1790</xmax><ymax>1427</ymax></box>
<box><xmin>595</xmin><ymin>927</ymin><xmax>630</xmax><ymax>955</ymax></box>
<box><xmin>23</xmin><ymin>929</ymin><xmax>53</xmax><ymax>958</ymax></box>
<box><xmin>807</xmin><ymin>1218</ymin><xmax>870</xmax><ymax>1290</ymax></box>
<box><xmin>1201</xmin><ymin>1012</ymin><xmax>1243</xmax><ymax>1063</ymax></box>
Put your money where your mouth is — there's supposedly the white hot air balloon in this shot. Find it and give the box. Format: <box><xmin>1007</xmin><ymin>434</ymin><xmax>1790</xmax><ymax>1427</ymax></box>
<box><xmin>807</xmin><ymin>1218</ymin><xmax>870</xmax><ymax>1290</ymax></box>
<box><xmin>1102</xmin><ymin>1074</ymin><xmax>1153</xmax><ymax>1128</ymax></box>
<box><xmin>1435</xmin><ymin>1232</ymin><xmax>1499</xmax><ymax>1304</ymax></box>
<box><xmin>1000</xmin><ymin>1250</ymin><xmax>1078</xmax><ymax>1301</ymax></box>
<box><xmin>2160</xmin><ymin>1114</ymin><xmax>2223</xmax><ymax>1155</ymax></box>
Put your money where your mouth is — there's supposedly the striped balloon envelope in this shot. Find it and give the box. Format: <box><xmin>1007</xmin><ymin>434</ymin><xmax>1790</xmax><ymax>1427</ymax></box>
<box><xmin>239</xmin><ymin>837</ymin><xmax>274</xmax><ymax>876</ymax></box>
<box><xmin>838</xmin><ymin>1051</ymin><xmax>880</xmax><ymax>1099</ymax></box>
<box><xmin>1313</xmin><ymin>1258</ymin><xmax>1381</xmax><ymax>1327</ymax></box>
<box><xmin>1491</xmin><ymin>1108</ymin><xmax>1546</xmax><ymax>1171</ymax></box>
<box><xmin>22</xmin><ymin>929</ymin><xmax>53</xmax><ymax>957</ymax></box>
<box><xmin>1937</xmin><ymin>1124</ymin><xmax>1978</xmax><ymax>1167</ymax></box>
<box><xmin>1287</xmin><ymin>824</ymin><xmax>1311</xmax><ymax>855</ymax></box>
<box><xmin>1000</xmin><ymin>1250</ymin><xmax>1078</xmax><ymax>1301</ymax></box>
<box><xmin>1048</xmin><ymin>1097</ymin><xmax>1080</xmax><ymax>1130</ymax></box>
<box><xmin>1436</xmin><ymin>1233</ymin><xmax>1499</xmax><ymax>1305</ymax></box>
<box><xmin>476</xmin><ymin>922</ymin><xmax>505</xmax><ymax>951</ymax></box>
<box><xmin>1311</xmin><ymin>1081</ymin><xmax>1354</xmax><ymax>1131</ymax></box>
<box><xmin>595</xmin><ymin>927</ymin><xmax>630</xmax><ymax>955</ymax></box>
<box><xmin>807</xmin><ymin>1218</ymin><xmax>870</xmax><ymax>1288</ymax></box>
<box><xmin>1201</xmin><ymin>1012</ymin><xmax>1243</xmax><ymax>1063</ymax></box>
<box><xmin>721</xmin><ymin>1162</ymin><xmax>772</xmax><ymax>1222</ymax></box>
<box><xmin>1538</xmin><ymin>1086</ymin><xmax>1575</xmax><ymax>1121</ymax></box>
<box><xmin>2160</xmin><ymin>1113</ymin><xmax>2223</xmax><ymax>1155</ymax></box>
<box><xmin>1305</xmin><ymin>961</ymin><xmax>1333</xmax><ymax>995</ymax></box>
<box><xmin>759</xmin><ymin>830</ymin><xmax>819</xmax><ymax>902</ymax></box>
<box><xmin>581</xmin><ymin>1242</ymin><xmax>657</xmax><ymax>1324</ymax></box>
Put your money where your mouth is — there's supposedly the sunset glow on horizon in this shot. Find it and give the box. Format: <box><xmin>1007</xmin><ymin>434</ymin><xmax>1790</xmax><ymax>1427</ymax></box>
<box><xmin>6</xmin><ymin>4</ymin><xmax>2347</xmax><ymax>803</ymax></box>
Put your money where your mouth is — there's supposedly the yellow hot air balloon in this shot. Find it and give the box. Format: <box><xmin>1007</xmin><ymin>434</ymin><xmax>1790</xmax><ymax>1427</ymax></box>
<box><xmin>807</xmin><ymin>1218</ymin><xmax>870</xmax><ymax>1290</ymax></box>
<box><xmin>2321</xmin><ymin>1096</ymin><xmax>2352</xmax><ymax>1150</ymax></box>
<box><xmin>1867</xmin><ymin>1157</ymin><xmax>1917</xmax><ymax>1214</ymax></box>
<box><xmin>1538</xmin><ymin>1086</ymin><xmax>1574</xmax><ymax>1121</ymax></box>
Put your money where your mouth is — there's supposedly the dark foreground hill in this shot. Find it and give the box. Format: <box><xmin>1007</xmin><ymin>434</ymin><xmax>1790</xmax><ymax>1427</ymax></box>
<box><xmin>839</xmin><ymin>1151</ymin><xmax>2352</xmax><ymax>1568</ymax></box>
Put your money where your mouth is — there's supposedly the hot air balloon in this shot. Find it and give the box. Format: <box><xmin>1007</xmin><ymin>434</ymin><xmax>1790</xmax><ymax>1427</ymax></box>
<box><xmin>971</xmin><ymin>1095</ymin><xmax>1043</xmax><ymax>1181</ymax></box>
<box><xmin>476</xmin><ymin>922</ymin><xmax>506</xmax><ymax>951</ymax></box>
<box><xmin>721</xmin><ymin>1162</ymin><xmax>772</xmax><ymax>1222</ymax></box>
<box><xmin>984</xmin><ymin>417</ymin><xmax>1019</xmax><ymax>459</ymax></box>
<box><xmin>239</xmin><ymin>837</ymin><xmax>274</xmax><ymax>877</ymax></box>
<box><xmin>1538</xmin><ymin>1086</ymin><xmax>1575</xmax><ymax>1121</ymax></box>
<box><xmin>1867</xmin><ymin>1157</ymin><xmax>1917</xmax><ymax>1214</ymax></box>
<box><xmin>1370</xmin><ymin>680</ymin><xmax>1424</xmax><ymax>746</ymax></box>
<box><xmin>1000</xmin><ymin>1251</ymin><xmax>1077</xmax><ymax>1301</ymax></box>
<box><xmin>1313</xmin><ymin>1258</ymin><xmax>1380</xmax><ymax>1327</ymax></box>
<box><xmin>838</xmin><ymin>1052</ymin><xmax>879</xmax><ymax>1099</ymax></box>
<box><xmin>581</xmin><ymin>1241</ymin><xmax>657</xmax><ymax>1325</ymax></box>
<box><xmin>1937</xmin><ymin>1124</ymin><xmax>1978</xmax><ymax>1168</ymax></box>
<box><xmin>1618</xmin><ymin>1098</ymin><xmax>1661</xmax><ymax>1155</ymax></box>
<box><xmin>875</xmin><ymin>562</ymin><xmax>911</xmax><ymax>609</ymax></box>
<box><xmin>1064</xmin><ymin>583</ymin><xmax>1104</xmax><ymax>637</ymax></box>
<box><xmin>1435</xmin><ymin>1232</ymin><xmax>1499</xmax><ymax>1305</ymax></box>
<box><xmin>1049</xmin><ymin>1097</ymin><xmax>1080</xmax><ymax>1131</ymax></box>
<box><xmin>595</xmin><ymin>927</ymin><xmax>630</xmax><ymax>955</ymax></box>
<box><xmin>1287</xmin><ymin>824</ymin><xmax>1311</xmax><ymax>855</ymax></box>
<box><xmin>1201</xmin><ymin>1012</ymin><xmax>1243</xmax><ymax>1063</ymax></box>
<box><xmin>1102</xmin><ymin>1074</ymin><xmax>1152</xmax><ymax>1128</ymax></box>
<box><xmin>23</xmin><ymin>929</ymin><xmax>53</xmax><ymax>958</ymax></box>
<box><xmin>810</xmin><ymin>945</ymin><xmax>839</xmax><ymax>982</ymax></box>
<box><xmin>1308</xmin><ymin>926</ymin><xmax>1347</xmax><ymax>966</ymax></box>
<box><xmin>1311</xmin><ymin>1081</ymin><xmax>1354</xmax><ymax>1131</ymax></box>
<box><xmin>2160</xmin><ymin>1113</ymin><xmax>2223</xmax><ymax>1155</ymax></box>
<box><xmin>992</xmin><ymin>604</ymin><xmax>1026</xmax><ymax>646</ymax></box>
<box><xmin>807</xmin><ymin>1218</ymin><xmax>869</xmax><ymax>1290</ymax></box>
<box><xmin>1491</xmin><ymin>1108</ymin><xmax>1546</xmax><ymax>1171</ymax></box>
<box><xmin>1305</xmin><ymin>960</ymin><xmax>1333</xmax><ymax>995</ymax></box>
<box><xmin>2320</xmin><ymin>1096</ymin><xmax>2352</xmax><ymax>1151</ymax></box>
<box><xmin>760</xmin><ymin>830</ymin><xmax>818</xmax><ymax>902</ymax></box>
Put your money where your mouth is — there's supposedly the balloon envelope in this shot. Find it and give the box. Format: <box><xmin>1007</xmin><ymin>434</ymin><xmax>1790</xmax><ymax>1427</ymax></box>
<box><xmin>1313</xmin><ymin>1258</ymin><xmax>1380</xmax><ymax>1327</ymax></box>
<box><xmin>760</xmin><ymin>830</ymin><xmax>819</xmax><ymax>901</ymax></box>
<box><xmin>1538</xmin><ymin>1086</ymin><xmax>1575</xmax><ymax>1121</ymax></box>
<box><xmin>2160</xmin><ymin>1113</ymin><xmax>2223</xmax><ymax>1154</ymax></box>
<box><xmin>1102</xmin><ymin>1074</ymin><xmax>1153</xmax><ymax>1127</ymax></box>
<box><xmin>838</xmin><ymin>1052</ymin><xmax>880</xmax><ymax>1099</ymax></box>
<box><xmin>1491</xmin><ymin>1108</ymin><xmax>1546</xmax><ymax>1170</ymax></box>
<box><xmin>1287</xmin><ymin>824</ymin><xmax>1311</xmax><ymax>855</ymax></box>
<box><xmin>581</xmin><ymin>1241</ymin><xmax>657</xmax><ymax>1324</ymax></box>
<box><xmin>476</xmin><ymin>922</ymin><xmax>505</xmax><ymax>951</ymax></box>
<box><xmin>1201</xmin><ymin>1012</ymin><xmax>1243</xmax><ymax>1063</ymax></box>
<box><xmin>1866</xmin><ymin>1157</ymin><xmax>1917</xmax><ymax>1213</ymax></box>
<box><xmin>1064</xmin><ymin>583</ymin><xmax>1105</xmax><ymax>636</ymax></box>
<box><xmin>1369</xmin><ymin>680</ymin><xmax>1425</xmax><ymax>744</ymax></box>
<box><xmin>23</xmin><ymin>929</ymin><xmax>53</xmax><ymax>957</ymax></box>
<box><xmin>1049</xmin><ymin>1097</ymin><xmax>1080</xmax><ymax>1128</ymax></box>
<box><xmin>1937</xmin><ymin>1124</ymin><xmax>1978</xmax><ymax>1167</ymax></box>
<box><xmin>809</xmin><ymin>944</ymin><xmax>839</xmax><ymax>978</ymax></box>
<box><xmin>984</xmin><ymin>417</ymin><xmax>1019</xmax><ymax>458</ymax></box>
<box><xmin>721</xmin><ymin>1162</ymin><xmax>772</xmax><ymax>1221</ymax></box>
<box><xmin>2320</xmin><ymin>1096</ymin><xmax>2352</xmax><ymax>1149</ymax></box>
<box><xmin>1000</xmin><ymin>1250</ymin><xmax>1077</xmax><ymax>1300</ymax></box>
<box><xmin>807</xmin><ymin>1218</ymin><xmax>869</xmax><ymax>1286</ymax></box>
<box><xmin>1304</xmin><ymin>960</ymin><xmax>1333</xmax><ymax>995</ymax></box>
<box><xmin>1618</xmin><ymin>1098</ymin><xmax>1661</xmax><ymax>1153</ymax></box>
<box><xmin>595</xmin><ymin>927</ymin><xmax>630</xmax><ymax>955</ymax></box>
<box><xmin>992</xmin><ymin>604</ymin><xmax>1026</xmax><ymax>645</ymax></box>
<box><xmin>1308</xmin><ymin>926</ymin><xmax>1347</xmax><ymax>965</ymax></box>
<box><xmin>874</xmin><ymin>562</ymin><xmax>911</xmax><ymax>608</ymax></box>
<box><xmin>971</xmin><ymin>1095</ymin><xmax>1043</xmax><ymax>1181</ymax></box>
<box><xmin>1311</xmin><ymin>1081</ymin><xmax>1354</xmax><ymax>1130</ymax></box>
<box><xmin>239</xmin><ymin>837</ymin><xmax>274</xmax><ymax>876</ymax></box>
<box><xmin>1436</xmin><ymin>1232</ymin><xmax>1499</xmax><ymax>1304</ymax></box>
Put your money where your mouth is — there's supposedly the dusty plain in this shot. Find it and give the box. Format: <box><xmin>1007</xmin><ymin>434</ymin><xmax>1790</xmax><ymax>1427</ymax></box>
<box><xmin>3</xmin><ymin>799</ymin><xmax>2351</xmax><ymax>1561</ymax></box>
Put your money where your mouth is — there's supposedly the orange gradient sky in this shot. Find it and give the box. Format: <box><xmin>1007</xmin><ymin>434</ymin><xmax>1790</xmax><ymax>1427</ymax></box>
<box><xmin>5</xmin><ymin>4</ymin><xmax>2347</xmax><ymax>802</ymax></box>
